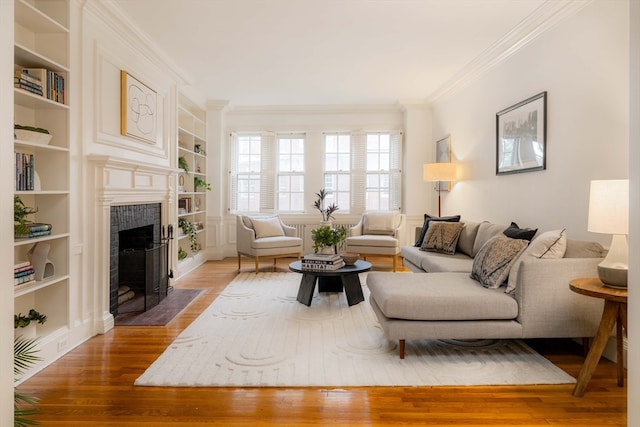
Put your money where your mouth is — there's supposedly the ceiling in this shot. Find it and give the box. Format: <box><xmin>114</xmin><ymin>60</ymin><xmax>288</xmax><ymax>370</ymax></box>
<box><xmin>110</xmin><ymin>0</ymin><xmax>547</xmax><ymax>106</ymax></box>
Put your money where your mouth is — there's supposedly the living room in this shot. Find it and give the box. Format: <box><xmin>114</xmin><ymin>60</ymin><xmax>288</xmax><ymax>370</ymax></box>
<box><xmin>1</xmin><ymin>0</ymin><xmax>638</xmax><ymax>425</ymax></box>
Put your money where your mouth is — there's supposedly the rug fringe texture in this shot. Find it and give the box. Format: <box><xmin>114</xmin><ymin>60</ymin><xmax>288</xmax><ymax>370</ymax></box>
<box><xmin>135</xmin><ymin>272</ymin><xmax>576</xmax><ymax>387</ymax></box>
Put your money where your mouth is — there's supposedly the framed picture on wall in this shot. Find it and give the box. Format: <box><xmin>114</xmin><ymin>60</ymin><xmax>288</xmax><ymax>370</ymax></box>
<box><xmin>496</xmin><ymin>91</ymin><xmax>546</xmax><ymax>175</ymax></box>
<box><xmin>120</xmin><ymin>70</ymin><xmax>157</xmax><ymax>144</ymax></box>
<box><xmin>436</xmin><ymin>135</ymin><xmax>451</xmax><ymax>191</ymax></box>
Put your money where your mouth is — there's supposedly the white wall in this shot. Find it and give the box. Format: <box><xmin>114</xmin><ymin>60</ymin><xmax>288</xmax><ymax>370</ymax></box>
<box><xmin>431</xmin><ymin>0</ymin><xmax>628</xmax><ymax>244</ymax></box>
<box><xmin>1</xmin><ymin>1</ymin><xmax>15</xmax><ymax>423</ymax></box>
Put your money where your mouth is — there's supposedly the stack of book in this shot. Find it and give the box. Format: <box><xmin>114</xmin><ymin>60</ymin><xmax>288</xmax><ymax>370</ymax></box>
<box><xmin>301</xmin><ymin>253</ymin><xmax>345</xmax><ymax>271</ymax></box>
<box><xmin>15</xmin><ymin>222</ymin><xmax>52</xmax><ymax>239</ymax></box>
<box><xmin>14</xmin><ymin>68</ymin><xmax>65</xmax><ymax>104</ymax></box>
<box><xmin>14</xmin><ymin>261</ymin><xmax>35</xmax><ymax>286</ymax></box>
<box><xmin>15</xmin><ymin>151</ymin><xmax>35</xmax><ymax>191</ymax></box>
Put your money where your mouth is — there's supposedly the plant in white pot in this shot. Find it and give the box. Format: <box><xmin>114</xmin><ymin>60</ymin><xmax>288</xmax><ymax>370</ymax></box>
<box><xmin>311</xmin><ymin>225</ymin><xmax>346</xmax><ymax>254</ymax></box>
<box><xmin>312</xmin><ymin>189</ymin><xmax>338</xmax><ymax>224</ymax></box>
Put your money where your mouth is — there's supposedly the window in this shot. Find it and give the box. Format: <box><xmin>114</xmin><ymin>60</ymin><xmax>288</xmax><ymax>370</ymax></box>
<box><xmin>230</xmin><ymin>134</ymin><xmax>262</xmax><ymax>212</ymax></box>
<box><xmin>323</xmin><ymin>134</ymin><xmax>351</xmax><ymax>211</ymax></box>
<box><xmin>277</xmin><ymin>135</ymin><xmax>305</xmax><ymax>212</ymax></box>
<box><xmin>229</xmin><ymin>131</ymin><xmax>402</xmax><ymax>214</ymax></box>
<box><xmin>365</xmin><ymin>133</ymin><xmax>391</xmax><ymax>210</ymax></box>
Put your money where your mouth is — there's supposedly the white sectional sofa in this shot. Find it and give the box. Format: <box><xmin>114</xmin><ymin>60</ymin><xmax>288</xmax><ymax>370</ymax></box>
<box><xmin>366</xmin><ymin>219</ymin><xmax>607</xmax><ymax>358</ymax></box>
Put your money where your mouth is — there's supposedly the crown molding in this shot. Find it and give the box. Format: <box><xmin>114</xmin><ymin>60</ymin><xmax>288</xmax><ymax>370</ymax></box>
<box><xmin>226</xmin><ymin>104</ymin><xmax>404</xmax><ymax>116</ymax></box>
<box><xmin>425</xmin><ymin>0</ymin><xmax>593</xmax><ymax>105</ymax></box>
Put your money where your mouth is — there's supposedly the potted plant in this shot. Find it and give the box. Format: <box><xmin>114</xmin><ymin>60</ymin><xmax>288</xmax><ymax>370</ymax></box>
<box><xmin>178</xmin><ymin>156</ymin><xmax>189</xmax><ymax>174</ymax></box>
<box><xmin>14</xmin><ymin>309</ymin><xmax>46</xmax><ymax>426</ymax></box>
<box><xmin>194</xmin><ymin>176</ymin><xmax>211</xmax><ymax>191</ymax></box>
<box><xmin>311</xmin><ymin>225</ymin><xmax>346</xmax><ymax>254</ymax></box>
<box><xmin>178</xmin><ymin>218</ymin><xmax>200</xmax><ymax>253</ymax></box>
<box><xmin>313</xmin><ymin>189</ymin><xmax>338</xmax><ymax>223</ymax></box>
<box><xmin>14</xmin><ymin>195</ymin><xmax>38</xmax><ymax>237</ymax></box>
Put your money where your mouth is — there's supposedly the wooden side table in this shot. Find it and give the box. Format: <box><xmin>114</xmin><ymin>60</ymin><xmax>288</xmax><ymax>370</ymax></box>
<box><xmin>569</xmin><ymin>277</ymin><xmax>628</xmax><ymax>397</ymax></box>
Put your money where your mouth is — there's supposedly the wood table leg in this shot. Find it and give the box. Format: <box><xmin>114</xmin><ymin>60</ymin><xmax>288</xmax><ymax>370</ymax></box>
<box><xmin>573</xmin><ymin>300</ymin><xmax>620</xmax><ymax>397</ymax></box>
<box><xmin>341</xmin><ymin>274</ymin><xmax>364</xmax><ymax>306</ymax></box>
<box><xmin>296</xmin><ymin>273</ymin><xmax>317</xmax><ymax>306</ymax></box>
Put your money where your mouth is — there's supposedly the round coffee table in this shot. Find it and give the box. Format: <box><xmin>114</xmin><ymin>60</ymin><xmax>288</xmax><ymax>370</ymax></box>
<box><xmin>289</xmin><ymin>259</ymin><xmax>371</xmax><ymax>306</ymax></box>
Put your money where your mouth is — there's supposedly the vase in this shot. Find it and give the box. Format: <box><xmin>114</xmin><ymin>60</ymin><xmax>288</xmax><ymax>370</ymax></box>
<box><xmin>318</xmin><ymin>246</ymin><xmax>335</xmax><ymax>255</ymax></box>
<box><xmin>320</xmin><ymin>220</ymin><xmax>332</xmax><ymax>227</ymax></box>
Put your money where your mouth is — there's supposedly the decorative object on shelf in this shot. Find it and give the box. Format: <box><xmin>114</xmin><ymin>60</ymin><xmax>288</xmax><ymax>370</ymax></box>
<box><xmin>27</xmin><ymin>242</ymin><xmax>55</xmax><ymax>281</ymax></box>
<box><xmin>423</xmin><ymin>162</ymin><xmax>456</xmax><ymax>217</ymax></box>
<box><xmin>120</xmin><ymin>70</ymin><xmax>157</xmax><ymax>144</ymax></box>
<box><xmin>194</xmin><ymin>176</ymin><xmax>211</xmax><ymax>191</ymax></box>
<box><xmin>178</xmin><ymin>247</ymin><xmax>188</xmax><ymax>261</ymax></box>
<box><xmin>14</xmin><ymin>124</ymin><xmax>52</xmax><ymax>145</ymax></box>
<box><xmin>311</xmin><ymin>224</ymin><xmax>347</xmax><ymax>254</ymax></box>
<box><xmin>496</xmin><ymin>91</ymin><xmax>547</xmax><ymax>175</ymax></box>
<box><xmin>14</xmin><ymin>195</ymin><xmax>38</xmax><ymax>237</ymax></box>
<box><xmin>178</xmin><ymin>218</ymin><xmax>200</xmax><ymax>252</ymax></box>
<box><xmin>313</xmin><ymin>188</ymin><xmax>338</xmax><ymax>222</ymax></box>
<box><xmin>14</xmin><ymin>309</ymin><xmax>47</xmax><ymax>329</ymax></box>
<box><xmin>587</xmin><ymin>179</ymin><xmax>629</xmax><ymax>288</ymax></box>
<box><xmin>194</xmin><ymin>144</ymin><xmax>205</xmax><ymax>155</ymax></box>
<box><xmin>178</xmin><ymin>155</ymin><xmax>189</xmax><ymax>174</ymax></box>
<box><xmin>340</xmin><ymin>252</ymin><xmax>359</xmax><ymax>266</ymax></box>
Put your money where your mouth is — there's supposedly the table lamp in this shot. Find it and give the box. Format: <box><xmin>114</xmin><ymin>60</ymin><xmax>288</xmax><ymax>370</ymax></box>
<box><xmin>423</xmin><ymin>162</ymin><xmax>456</xmax><ymax>217</ymax></box>
<box><xmin>587</xmin><ymin>179</ymin><xmax>629</xmax><ymax>288</ymax></box>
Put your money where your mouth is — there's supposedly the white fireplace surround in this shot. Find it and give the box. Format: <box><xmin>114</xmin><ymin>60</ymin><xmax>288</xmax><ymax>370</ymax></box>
<box><xmin>88</xmin><ymin>155</ymin><xmax>177</xmax><ymax>333</ymax></box>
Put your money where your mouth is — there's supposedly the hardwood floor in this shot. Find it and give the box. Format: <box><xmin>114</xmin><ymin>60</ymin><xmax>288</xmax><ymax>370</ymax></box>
<box><xmin>18</xmin><ymin>258</ymin><xmax>627</xmax><ymax>426</ymax></box>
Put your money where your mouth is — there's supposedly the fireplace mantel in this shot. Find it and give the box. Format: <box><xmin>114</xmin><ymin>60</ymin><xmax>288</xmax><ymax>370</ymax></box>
<box><xmin>89</xmin><ymin>155</ymin><xmax>177</xmax><ymax>333</ymax></box>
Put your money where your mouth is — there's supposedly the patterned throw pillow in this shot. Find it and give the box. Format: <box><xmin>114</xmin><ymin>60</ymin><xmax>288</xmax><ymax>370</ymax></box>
<box><xmin>420</xmin><ymin>222</ymin><xmax>464</xmax><ymax>255</ymax></box>
<box><xmin>414</xmin><ymin>214</ymin><xmax>461</xmax><ymax>247</ymax></box>
<box><xmin>470</xmin><ymin>235</ymin><xmax>528</xmax><ymax>288</ymax></box>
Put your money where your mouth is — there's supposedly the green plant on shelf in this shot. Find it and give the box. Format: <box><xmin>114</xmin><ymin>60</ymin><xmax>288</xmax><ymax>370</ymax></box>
<box><xmin>178</xmin><ymin>247</ymin><xmax>188</xmax><ymax>261</ymax></box>
<box><xmin>178</xmin><ymin>156</ymin><xmax>189</xmax><ymax>174</ymax></box>
<box><xmin>14</xmin><ymin>195</ymin><xmax>38</xmax><ymax>237</ymax></box>
<box><xmin>178</xmin><ymin>218</ymin><xmax>200</xmax><ymax>253</ymax></box>
<box><xmin>194</xmin><ymin>176</ymin><xmax>211</xmax><ymax>191</ymax></box>
<box><xmin>14</xmin><ymin>309</ymin><xmax>47</xmax><ymax>329</ymax></box>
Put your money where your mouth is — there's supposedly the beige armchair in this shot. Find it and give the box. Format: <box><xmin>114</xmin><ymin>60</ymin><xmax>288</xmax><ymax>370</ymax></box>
<box><xmin>345</xmin><ymin>211</ymin><xmax>405</xmax><ymax>271</ymax></box>
<box><xmin>237</xmin><ymin>215</ymin><xmax>303</xmax><ymax>273</ymax></box>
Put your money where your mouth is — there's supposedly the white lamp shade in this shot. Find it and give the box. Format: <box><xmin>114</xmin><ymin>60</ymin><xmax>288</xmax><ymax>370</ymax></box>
<box><xmin>423</xmin><ymin>163</ymin><xmax>456</xmax><ymax>182</ymax></box>
<box><xmin>587</xmin><ymin>179</ymin><xmax>628</xmax><ymax>235</ymax></box>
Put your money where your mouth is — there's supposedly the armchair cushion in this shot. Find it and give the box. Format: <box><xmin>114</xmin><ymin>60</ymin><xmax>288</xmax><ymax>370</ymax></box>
<box><xmin>251</xmin><ymin>216</ymin><xmax>285</xmax><ymax>239</ymax></box>
<box><xmin>363</xmin><ymin>211</ymin><xmax>401</xmax><ymax>235</ymax></box>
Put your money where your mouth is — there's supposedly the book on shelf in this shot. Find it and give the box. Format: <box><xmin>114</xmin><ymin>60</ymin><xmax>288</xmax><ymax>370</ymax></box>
<box><xmin>23</xmin><ymin>223</ymin><xmax>52</xmax><ymax>233</ymax></box>
<box><xmin>14</xmin><ymin>268</ymin><xmax>35</xmax><ymax>279</ymax></box>
<box><xmin>15</xmin><ymin>274</ymin><xmax>36</xmax><ymax>286</ymax></box>
<box><xmin>14</xmin><ymin>151</ymin><xmax>35</xmax><ymax>191</ymax></box>
<box><xmin>20</xmin><ymin>68</ymin><xmax>65</xmax><ymax>104</ymax></box>
<box><xmin>15</xmin><ymin>229</ymin><xmax>52</xmax><ymax>239</ymax></box>
<box><xmin>14</xmin><ymin>260</ymin><xmax>32</xmax><ymax>269</ymax></box>
<box><xmin>301</xmin><ymin>261</ymin><xmax>345</xmax><ymax>271</ymax></box>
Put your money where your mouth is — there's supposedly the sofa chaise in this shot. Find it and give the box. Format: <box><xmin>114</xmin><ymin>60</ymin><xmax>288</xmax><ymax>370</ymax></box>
<box><xmin>366</xmin><ymin>218</ymin><xmax>607</xmax><ymax>358</ymax></box>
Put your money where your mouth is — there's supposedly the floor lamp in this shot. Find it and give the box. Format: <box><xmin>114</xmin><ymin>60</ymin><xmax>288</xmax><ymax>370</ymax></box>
<box><xmin>423</xmin><ymin>162</ymin><xmax>456</xmax><ymax>217</ymax></box>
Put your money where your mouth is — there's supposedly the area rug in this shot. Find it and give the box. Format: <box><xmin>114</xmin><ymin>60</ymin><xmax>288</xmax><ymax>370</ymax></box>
<box><xmin>135</xmin><ymin>272</ymin><xmax>575</xmax><ymax>387</ymax></box>
<box><xmin>115</xmin><ymin>289</ymin><xmax>203</xmax><ymax>326</ymax></box>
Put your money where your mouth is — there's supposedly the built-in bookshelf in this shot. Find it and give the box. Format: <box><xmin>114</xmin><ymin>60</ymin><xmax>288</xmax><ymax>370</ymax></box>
<box><xmin>176</xmin><ymin>93</ymin><xmax>207</xmax><ymax>278</ymax></box>
<box><xmin>13</xmin><ymin>0</ymin><xmax>71</xmax><ymax>361</ymax></box>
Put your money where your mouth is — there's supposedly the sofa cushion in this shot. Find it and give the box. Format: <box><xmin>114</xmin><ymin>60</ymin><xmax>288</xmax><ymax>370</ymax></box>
<box><xmin>414</xmin><ymin>214</ymin><xmax>461</xmax><ymax>247</ymax></box>
<box><xmin>472</xmin><ymin>222</ymin><xmax>509</xmax><ymax>256</ymax></box>
<box><xmin>251</xmin><ymin>216</ymin><xmax>285</xmax><ymax>239</ymax></box>
<box><xmin>503</xmin><ymin>222</ymin><xmax>538</xmax><ymax>241</ymax></box>
<box><xmin>506</xmin><ymin>229</ymin><xmax>567</xmax><ymax>293</ymax></box>
<box><xmin>363</xmin><ymin>211</ymin><xmax>400</xmax><ymax>235</ymax></box>
<box><xmin>470</xmin><ymin>235</ymin><xmax>528</xmax><ymax>288</ymax></box>
<box><xmin>456</xmin><ymin>221</ymin><xmax>481</xmax><ymax>257</ymax></box>
<box><xmin>401</xmin><ymin>246</ymin><xmax>472</xmax><ymax>273</ymax></box>
<box><xmin>564</xmin><ymin>240</ymin><xmax>606</xmax><ymax>258</ymax></box>
<box><xmin>367</xmin><ymin>272</ymin><xmax>518</xmax><ymax>321</ymax></box>
<box><xmin>420</xmin><ymin>222</ymin><xmax>464</xmax><ymax>255</ymax></box>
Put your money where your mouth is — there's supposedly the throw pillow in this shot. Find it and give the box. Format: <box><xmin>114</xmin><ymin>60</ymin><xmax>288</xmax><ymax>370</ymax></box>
<box><xmin>414</xmin><ymin>214</ymin><xmax>461</xmax><ymax>247</ymax></box>
<box><xmin>456</xmin><ymin>221</ymin><xmax>481</xmax><ymax>257</ymax></box>
<box><xmin>420</xmin><ymin>222</ymin><xmax>464</xmax><ymax>255</ymax></box>
<box><xmin>470</xmin><ymin>235</ymin><xmax>528</xmax><ymax>289</ymax></box>
<box><xmin>503</xmin><ymin>222</ymin><xmax>538</xmax><ymax>241</ymax></box>
<box><xmin>251</xmin><ymin>216</ymin><xmax>284</xmax><ymax>239</ymax></box>
<box><xmin>505</xmin><ymin>229</ymin><xmax>567</xmax><ymax>294</ymax></box>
